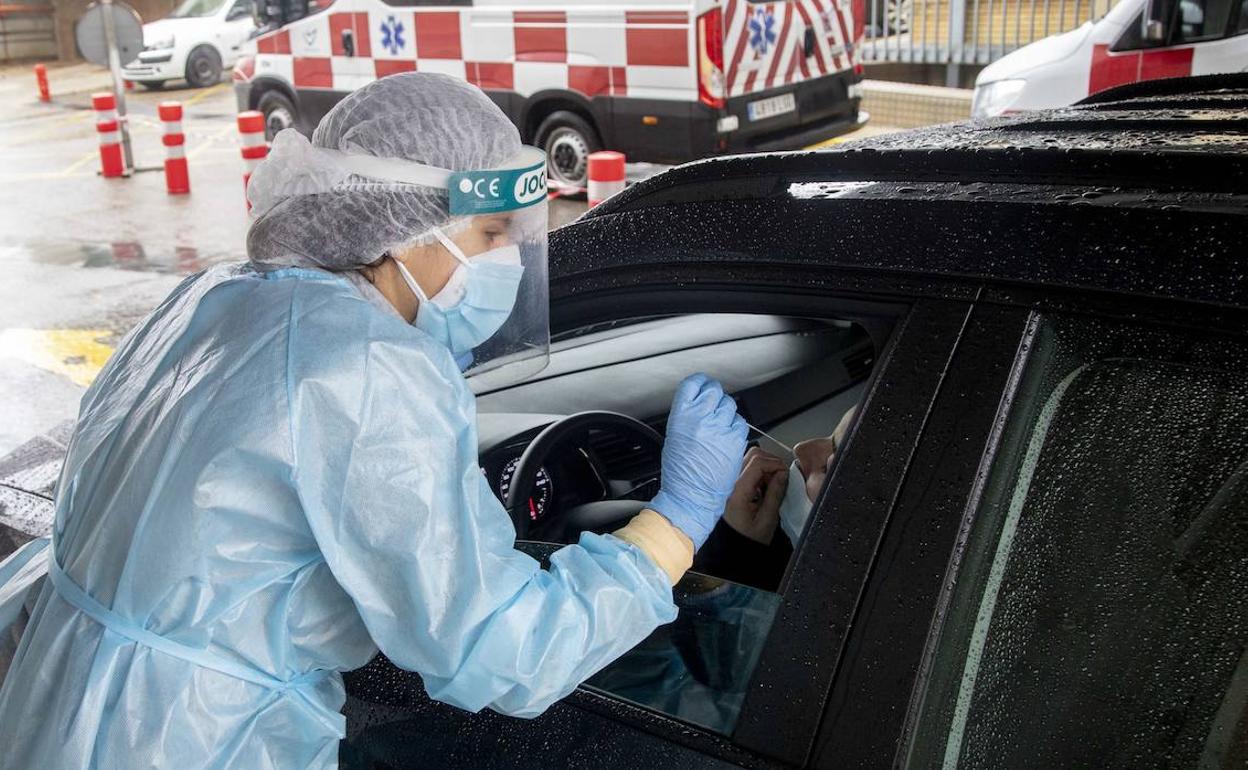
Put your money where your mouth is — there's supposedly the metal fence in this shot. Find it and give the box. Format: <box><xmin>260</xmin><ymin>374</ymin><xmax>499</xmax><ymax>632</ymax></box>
<box><xmin>860</xmin><ymin>0</ymin><xmax>1118</xmax><ymax>79</ymax></box>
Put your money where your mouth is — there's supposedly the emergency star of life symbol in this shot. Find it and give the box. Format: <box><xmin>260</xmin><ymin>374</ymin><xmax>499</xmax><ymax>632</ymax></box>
<box><xmin>380</xmin><ymin>15</ymin><xmax>405</xmax><ymax>55</ymax></box>
<box><xmin>748</xmin><ymin>7</ymin><xmax>777</xmax><ymax>56</ymax></box>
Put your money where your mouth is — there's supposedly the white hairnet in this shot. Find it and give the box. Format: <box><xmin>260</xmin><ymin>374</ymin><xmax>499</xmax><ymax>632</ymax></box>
<box><xmin>246</xmin><ymin>73</ymin><xmax>523</xmax><ymax>271</ymax></box>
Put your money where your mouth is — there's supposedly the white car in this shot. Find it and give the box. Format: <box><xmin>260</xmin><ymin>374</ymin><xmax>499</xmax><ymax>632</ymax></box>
<box><xmin>123</xmin><ymin>0</ymin><xmax>256</xmax><ymax>90</ymax></box>
<box><xmin>973</xmin><ymin>0</ymin><xmax>1248</xmax><ymax>119</ymax></box>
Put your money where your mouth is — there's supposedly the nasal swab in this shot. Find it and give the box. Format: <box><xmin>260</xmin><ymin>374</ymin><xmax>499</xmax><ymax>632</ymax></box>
<box><xmin>746</xmin><ymin>422</ymin><xmax>794</xmax><ymax>458</ymax></box>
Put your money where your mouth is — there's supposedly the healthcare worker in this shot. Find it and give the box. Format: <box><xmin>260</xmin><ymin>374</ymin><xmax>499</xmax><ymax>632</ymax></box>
<box><xmin>0</xmin><ymin>73</ymin><xmax>748</xmax><ymax>769</ymax></box>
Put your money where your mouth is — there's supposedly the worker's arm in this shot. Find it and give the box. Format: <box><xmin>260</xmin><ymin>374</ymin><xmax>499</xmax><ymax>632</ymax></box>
<box><xmin>288</xmin><ymin>297</ymin><xmax>688</xmax><ymax>717</ymax></box>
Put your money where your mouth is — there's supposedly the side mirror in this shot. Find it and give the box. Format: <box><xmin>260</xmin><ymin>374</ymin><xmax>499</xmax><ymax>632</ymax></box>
<box><xmin>1142</xmin><ymin>0</ymin><xmax>1175</xmax><ymax>42</ymax></box>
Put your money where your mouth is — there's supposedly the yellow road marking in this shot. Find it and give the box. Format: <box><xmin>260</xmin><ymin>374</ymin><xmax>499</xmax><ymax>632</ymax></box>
<box><xmin>185</xmin><ymin>123</ymin><xmax>235</xmax><ymax>160</ymax></box>
<box><xmin>806</xmin><ymin>134</ymin><xmax>860</xmax><ymax>150</ymax></box>
<box><xmin>184</xmin><ymin>82</ymin><xmax>227</xmax><ymax>107</ymax></box>
<box><xmin>0</xmin><ymin>328</ymin><xmax>114</xmax><ymax>387</ymax></box>
<box><xmin>59</xmin><ymin>151</ymin><xmax>99</xmax><ymax>176</ymax></box>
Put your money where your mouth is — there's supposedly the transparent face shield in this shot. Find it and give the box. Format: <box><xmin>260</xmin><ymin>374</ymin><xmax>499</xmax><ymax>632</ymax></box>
<box><xmin>249</xmin><ymin>137</ymin><xmax>550</xmax><ymax>388</ymax></box>
<box><xmin>414</xmin><ymin>198</ymin><xmax>550</xmax><ymax>389</ymax></box>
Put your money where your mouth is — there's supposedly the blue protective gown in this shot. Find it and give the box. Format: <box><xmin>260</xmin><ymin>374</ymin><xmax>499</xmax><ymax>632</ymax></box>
<box><xmin>0</xmin><ymin>265</ymin><xmax>676</xmax><ymax>769</ymax></box>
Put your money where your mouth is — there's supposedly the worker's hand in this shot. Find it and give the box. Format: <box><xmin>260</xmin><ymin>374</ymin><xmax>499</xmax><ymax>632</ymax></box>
<box><xmin>648</xmin><ymin>374</ymin><xmax>748</xmax><ymax>550</ymax></box>
<box><xmin>722</xmin><ymin>447</ymin><xmax>788</xmax><ymax>545</ymax></box>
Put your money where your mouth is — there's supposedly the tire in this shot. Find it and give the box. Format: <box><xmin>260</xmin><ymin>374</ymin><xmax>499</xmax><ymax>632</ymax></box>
<box><xmin>534</xmin><ymin>110</ymin><xmax>602</xmax><ymax>189</ymax></box>
<box><xmin>257</xmin><ymin>90</ymin><xmax>298</xmax><ymax>140</ymax></box>
<box><xmin>185</xmin><ymin>46</ymin><xmax>223</xmax><ymax>89</ymax></box>
<box><xmin>140</xmin><ymin>80</ymin><xmax>166</xmax><ymax>91</ymax></box>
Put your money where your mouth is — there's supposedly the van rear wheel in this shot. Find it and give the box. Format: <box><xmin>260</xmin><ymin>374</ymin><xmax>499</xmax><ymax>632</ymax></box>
<box><xmin>535</xmin><ymin>111</ymin><xmax>602</xmax><ymax>189</ymax></box>
<box><xmin>258</xmin><ymin>90</ymin><xmax>297</xmax><ymax>140</ymax></box>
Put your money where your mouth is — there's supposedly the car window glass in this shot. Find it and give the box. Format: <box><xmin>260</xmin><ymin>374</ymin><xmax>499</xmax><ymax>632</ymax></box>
<box><xmin>169</xmin><ymin>0</ymin><xmax>228</xmax><ymax>18</ymax></box>
<box><xmin>1238</xmin><ymin>0</ymin><xmax>1248</xmax><ymax>31</ymax></box>
<box><xmin>1112</xmin><ymin>9</ymin><xmax>1167</xmax><ymax>50</ymax></box>
<box><xmin>545</xmin><ymin>548</ymin><xmax>782</xmax><ymax>735</ymax></box>
<box><xmin>1174</xmin><ymin>0</ymin><xmax>1235</xmax><ymax>40</ymax></box>
<box><xmin>906</xmin><ymin>316</ymin><xmax>1248</xmax><ymax>769</ymax></box>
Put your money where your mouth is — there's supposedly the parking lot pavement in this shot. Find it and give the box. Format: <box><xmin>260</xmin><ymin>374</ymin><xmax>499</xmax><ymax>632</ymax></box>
<box><xmin>0</xmin><ymin>60</ymin><xmax>898</xmax><ymax>464</ymax></box>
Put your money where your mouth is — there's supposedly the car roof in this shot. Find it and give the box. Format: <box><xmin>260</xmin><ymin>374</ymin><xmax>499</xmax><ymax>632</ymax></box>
<box><xmin>559</xmin><ymin>74</ymin><xmax>1248</xmax><ymax>313</ymax></box>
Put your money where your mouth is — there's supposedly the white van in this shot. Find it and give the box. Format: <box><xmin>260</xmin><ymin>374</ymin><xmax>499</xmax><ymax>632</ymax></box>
<box><xmin>232</xmin><ymin>0</ymin><xmax>867</xmax><ymax>186</ymax></box>
<box><xmin>123</xmin><ymin>0</ymin><xmax>257</xmax><ymax>90</ymax></box>
<box><xmin>972</xmin><ymin>0</ymin><xmax>1247</xmax><ymax>119</ymax></box>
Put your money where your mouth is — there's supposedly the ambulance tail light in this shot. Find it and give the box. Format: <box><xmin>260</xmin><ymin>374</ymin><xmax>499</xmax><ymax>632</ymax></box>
<box><xmin>233</xmin><ymin>55</ymin><xmax>255</xmax><ymax>83</ymax></box>
<box><xmin>697</xmin><ymin>7</ymin><xmax>725</xmax><ymax>109</ymax></box>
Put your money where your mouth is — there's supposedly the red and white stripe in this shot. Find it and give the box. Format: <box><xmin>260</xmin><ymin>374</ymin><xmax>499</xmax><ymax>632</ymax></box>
<box><xmin>237</xmin><ymin>111</ymin><xmax>267</xmax><ymax>210</ymax></box>
<box><xmin>159</xmin><ymin>101</ymin><xmax>190</xmax><ymax>195</ymax></box>
<box><xmin>252</xmin><ymin>8</ymin><xmax>693</xmax><ymax>101</ymax></box>
<box><xmin>723</xmin><ymin>0</ymin><xmax>855</xmax><ymax>98</ymax></box>
<box><xmin>91</xmin><ymin>92</ymin><xmax>124</xmax><ymax>178</ymax></box>
<box><xmin>587</xmin><ymin>150</ymin><xmax>626</xmax><ymax>207</ymax></box>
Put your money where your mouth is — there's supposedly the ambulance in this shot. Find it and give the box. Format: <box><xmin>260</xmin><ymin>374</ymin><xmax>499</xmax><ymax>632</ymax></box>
<box><xmin>972</xmin><ymin>0</ymin><xmax>1247</xmax><ymax>119</ymax></box>
<box><xmin>232</xmin><ymin>0</ymin><xmax>866</xmax><ymax>187</ymax></box>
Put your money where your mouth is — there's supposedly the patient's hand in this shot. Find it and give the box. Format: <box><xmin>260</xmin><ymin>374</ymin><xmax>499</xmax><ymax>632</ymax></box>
<box><xmin>722</xmin><ymin>447</ymin><xmax>788</xmax><ymax>545</ymax></box>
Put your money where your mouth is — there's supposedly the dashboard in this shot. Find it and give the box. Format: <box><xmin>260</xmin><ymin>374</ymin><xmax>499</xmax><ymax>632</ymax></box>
<box><xmin>480</xmin><ymin>427</ymin><xmax>662</xmax><ymax>541</ymax></box>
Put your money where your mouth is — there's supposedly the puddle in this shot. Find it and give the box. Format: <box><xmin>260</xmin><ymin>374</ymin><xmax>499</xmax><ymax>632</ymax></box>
<box><xmin>3</xmin><ymin>239</ymin><xmax>218</xmax><ymax>274</ymax></box>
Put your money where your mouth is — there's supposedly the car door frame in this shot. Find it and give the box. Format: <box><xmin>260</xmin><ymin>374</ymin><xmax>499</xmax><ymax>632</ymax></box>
<box><xmin>804</xmin><ymin>300</ymin><xmax>1038</xmax><ymax>767</ymax></box>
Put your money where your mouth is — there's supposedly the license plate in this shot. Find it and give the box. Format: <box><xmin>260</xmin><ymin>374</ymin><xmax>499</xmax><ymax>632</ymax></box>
<box><xmin>747</xmin><ymin>93</ymin><xmax>796</xmax><ymax>122</ymax></box>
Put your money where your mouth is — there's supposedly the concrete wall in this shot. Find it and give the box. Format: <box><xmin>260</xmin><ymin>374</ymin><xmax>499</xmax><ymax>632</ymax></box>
<box><xmin>53</xmin><ymin>0</ymin><xmax>178</xmax><ymax>61</ymax></box>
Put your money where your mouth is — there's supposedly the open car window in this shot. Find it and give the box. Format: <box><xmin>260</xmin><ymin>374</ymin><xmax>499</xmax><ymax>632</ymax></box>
<box><xmin>491</xmin><ymin>313</ymin><xmax>876</xmax><ymax>733</ymax></box>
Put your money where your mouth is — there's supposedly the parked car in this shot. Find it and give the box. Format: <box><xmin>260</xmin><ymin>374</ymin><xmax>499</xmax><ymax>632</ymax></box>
<box><xmin>231</xmin><ymin>0</ymin><xmax>866</xmax><ymax>187</ymax></box>
<box><xmin>122</xmin><ymin>0</ymin><xmax>257</xmax><ymax>90</ymax></box>
<box><xmin>1</xmin><ymin>75</ymin><xmax>1245</xmax><ymax>769</ymax></box>
<box><xmin>972</xmin><ymin>0</ymin><xmax>1247</xmax><ymax>118</ymax></box>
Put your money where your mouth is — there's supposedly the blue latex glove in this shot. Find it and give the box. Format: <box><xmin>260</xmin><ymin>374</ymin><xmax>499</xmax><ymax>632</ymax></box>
<box><xmin>648</xmin><ymin>374</ymin><xmax>749</xmax><ymax>549</ymax></box>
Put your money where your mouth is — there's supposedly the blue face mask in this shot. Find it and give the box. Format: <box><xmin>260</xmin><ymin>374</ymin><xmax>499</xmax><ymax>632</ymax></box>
<box><xmin>394</xmin><ymin>229</ymin><xmax>526</xmax><ymax>359</ymax></box>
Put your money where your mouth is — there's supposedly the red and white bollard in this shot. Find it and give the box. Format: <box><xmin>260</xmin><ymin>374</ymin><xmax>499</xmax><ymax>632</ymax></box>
<box><xmin>587</xmin><ymin>151</ymin><xmax>625</xmax><ymax>207</ymax></box>
<box><xmin>237</xmin><ymin>110</ymin><xmax>267</xmax><ymax>209</ymax></box>
<box><xmin>92</xmin><ymin>92</ymin><xmax>125</xmax><ymax>178</ymax></box>
<box><xmin>34</xmin><ymin>64</ymin><xmax>50</xmax><ymax>102</ymax></box>
<box><xmin>159</xmin><ymin>101</ymin><xmax>190</xmax><ymax>195</ymax></box>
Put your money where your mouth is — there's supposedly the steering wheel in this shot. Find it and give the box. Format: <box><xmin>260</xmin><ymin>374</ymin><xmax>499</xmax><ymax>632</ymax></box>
<box><xmin>503</xmin><ymin>411</ymin><xmax>664</xmax><ymax>541</ymax></box>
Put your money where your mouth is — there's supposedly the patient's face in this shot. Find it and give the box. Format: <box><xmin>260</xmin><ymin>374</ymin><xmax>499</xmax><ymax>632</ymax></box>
<box><xmin>794</xmin><ymin>437</ymin><xmax>837</xmax><ymax>504</ymax></box>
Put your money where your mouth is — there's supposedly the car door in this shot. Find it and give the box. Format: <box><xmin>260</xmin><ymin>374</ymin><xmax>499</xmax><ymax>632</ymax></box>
<box><xmin>337</xmin><ymin>265</ymin><xmax>994</xmax><ymax>767</ymax></box>
<box><xmin>219</xmin><ymin>0</ymin><xmax>256</xmax><ymax>65</ymax></box>
<box><xmin>806</xmin><ymin>292</ymin><xmax>1248</xmax><ymax>767</ymax></box>
<box><xmin>1098</xmin><ymin>0</ymin><xmax>1245</xmax><ymax>94</ymax></box>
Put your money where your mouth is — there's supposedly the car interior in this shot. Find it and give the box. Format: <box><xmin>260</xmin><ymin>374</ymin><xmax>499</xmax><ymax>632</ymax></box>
<box><xmin>343</xmin><ymin>309</ymin><xmax>890</xmax><ymax>738</ymax></box>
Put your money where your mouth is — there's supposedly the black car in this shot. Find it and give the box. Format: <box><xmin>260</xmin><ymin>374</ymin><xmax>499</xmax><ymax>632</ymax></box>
<box><xmin>4</xmin><ymin>74</ymin><xmax>1247</xmax><ymax>768</ymax></box>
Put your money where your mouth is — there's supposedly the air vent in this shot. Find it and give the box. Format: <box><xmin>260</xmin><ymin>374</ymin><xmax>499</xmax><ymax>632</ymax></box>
<box><xmin>843</xmin><ymin>346</ymin><xmax>875</xmax><ymax>382</ymax></box>
<box><xmin>586</xmin><ymin>430</ymin><xmax>659</xmax><ymax>481</ymax></box>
